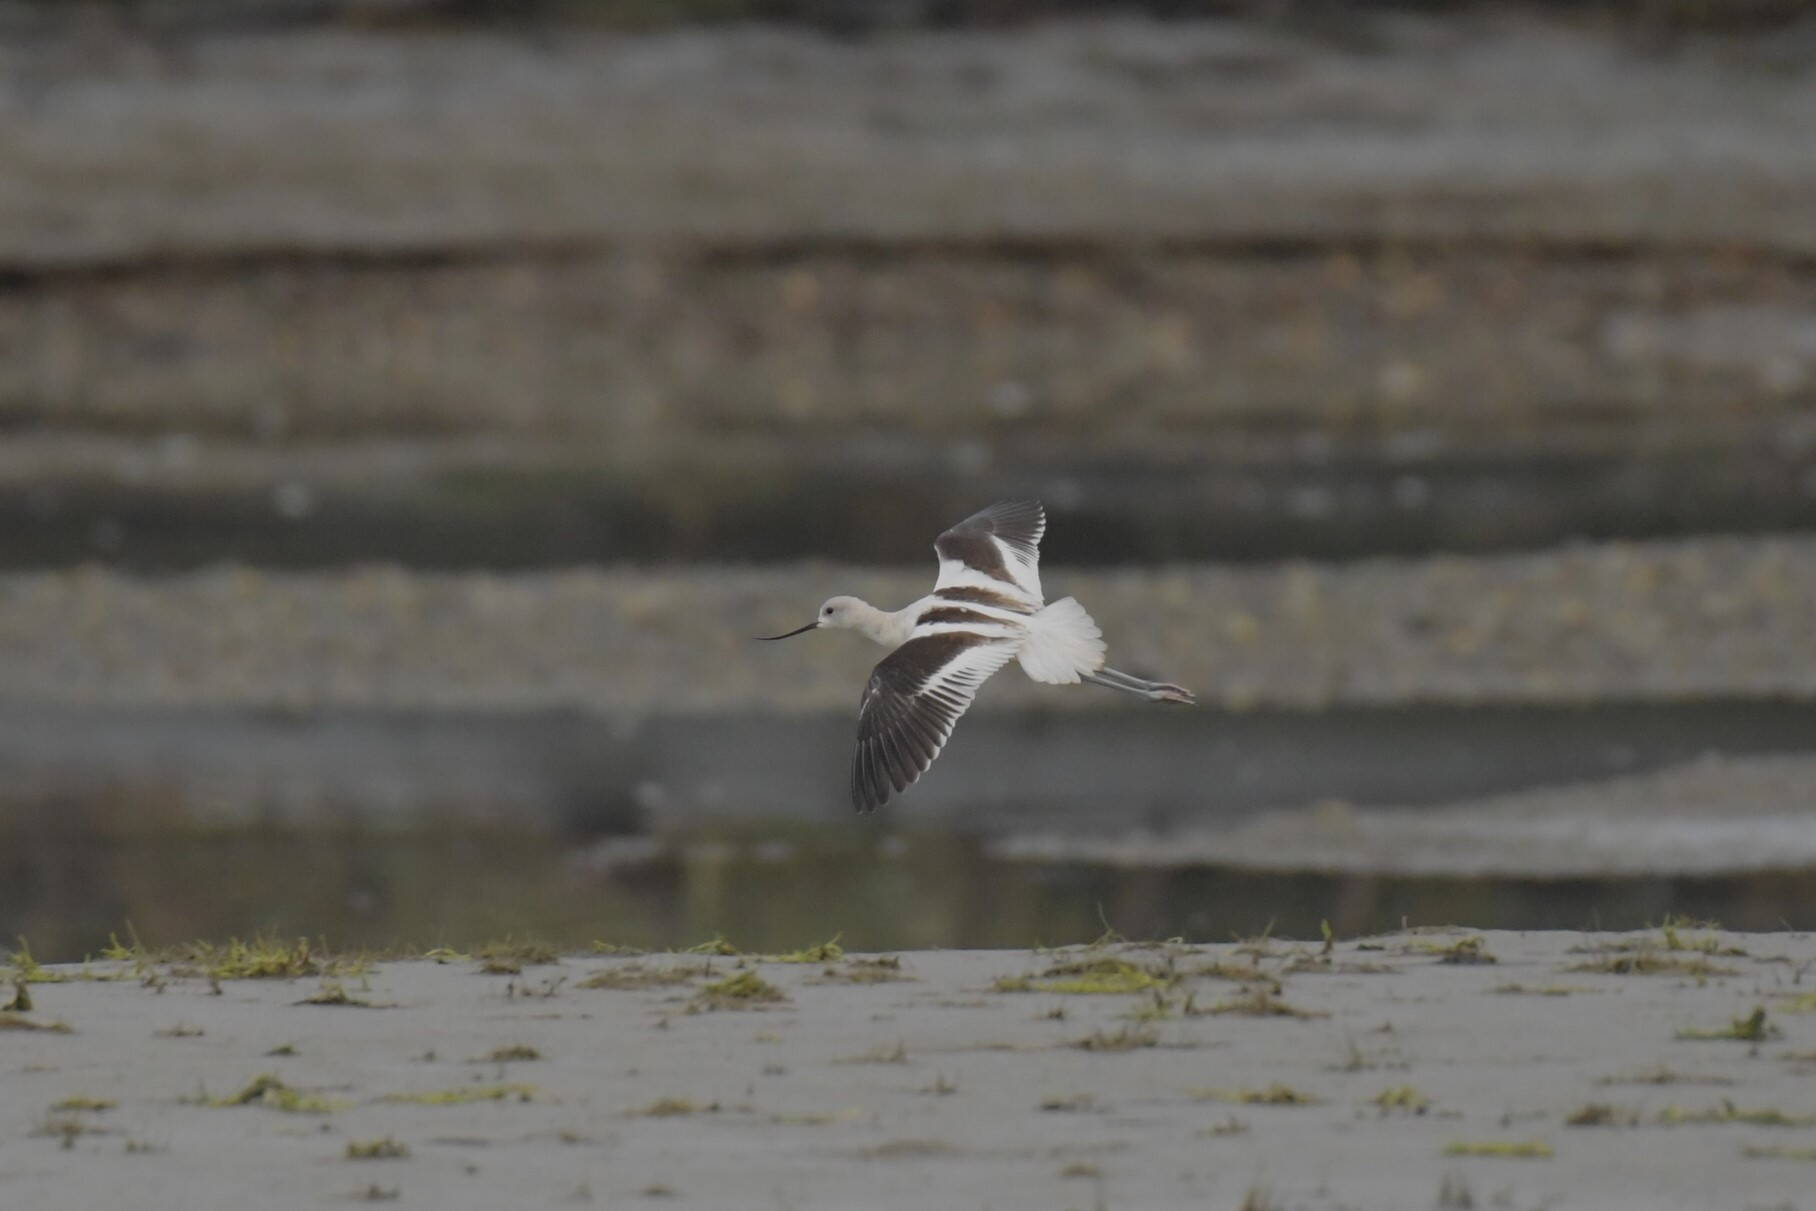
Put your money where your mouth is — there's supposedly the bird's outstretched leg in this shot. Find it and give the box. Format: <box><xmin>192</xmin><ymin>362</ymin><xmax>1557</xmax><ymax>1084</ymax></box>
<box><xmin>1083</xmin><ymin>667</ymin><xmax>1197</xmax><ymax>705</ymax></box>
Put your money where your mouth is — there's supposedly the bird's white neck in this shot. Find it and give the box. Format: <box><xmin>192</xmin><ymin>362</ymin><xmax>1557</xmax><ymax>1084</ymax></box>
<box><xmin>848</xmin><ymin>600</ymin><xmax>914</xmax><ymax>648</ymax></box>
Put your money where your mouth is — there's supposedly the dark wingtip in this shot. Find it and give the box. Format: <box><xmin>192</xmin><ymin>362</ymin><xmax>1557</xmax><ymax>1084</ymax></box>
<box><xmin>852</xmin><ymin>741</ymin><xmax>893</xmax><ymax>813</ymax></box>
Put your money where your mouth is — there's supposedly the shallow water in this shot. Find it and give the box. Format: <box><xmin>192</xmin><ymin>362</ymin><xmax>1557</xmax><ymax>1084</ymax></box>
<box><xmin>10</xmin><ymin>826</ymin><xmax>1816</xmax><ymax>963</ymax></box>
<box><xmin>7</xmin><ymin>698</ymin><xmax>1814</xmax><ymax>960</ymax></box>
<box><xmin>8</xmin><ymin>700</ymin><xmax>1816</xmax><ymax>835</ymax></box>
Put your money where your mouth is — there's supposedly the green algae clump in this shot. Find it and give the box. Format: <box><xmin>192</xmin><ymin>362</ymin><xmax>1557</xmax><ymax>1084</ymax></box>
<box><xmin>1442</xmin><ymin>1139</ymin><xmax>1553</xmax><ymax>1159</ymax></box>
<box><xmin>346</xmin><ymin>1137</ymin><xmax>410</xmax><ymax>1160</ymax></box>
<box><xmin>768</xmin><ymin>935</ymin><xmax>844</xmax><ymax>963</ymax></box>
<box><xmin>380</xmin><ymin>1083</ymin><xmax>537</xmax><ymax>1106</ymax></box>
<box><xmin>1371</xmin><ymin>1086</ymin><xmax>1431</xmax><ymax>1115</ymax></box>
<box><xmin>997</xmin><ymin>957</ymin><xmax>1169</xmax><ymax>996</ymax></box>
<box><xmin>1192</xmin><ymin>1084</ymin><xmax>1320</xmax><ymax>1106</ymax></box>
<box><xmin>210</xmin><ymin>1073</ymin><xmax>343</xmax><ymax>1114</ymax></box>
<box><xmin>692</xmin><ymin>970</ymin><xmax>787</xmax><ymax>1010</ymax></box>
<box><xmin>1677</xmin><ymin>1007</ymin><xmax>1777</xmax><ymax>1042</ymax></box>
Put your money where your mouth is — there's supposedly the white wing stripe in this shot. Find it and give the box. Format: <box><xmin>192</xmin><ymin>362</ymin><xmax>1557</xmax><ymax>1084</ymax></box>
<box><xmin>932</xmin><ymin>501</ymin><xmax>1047</xmax><ymax>606</ymax></box>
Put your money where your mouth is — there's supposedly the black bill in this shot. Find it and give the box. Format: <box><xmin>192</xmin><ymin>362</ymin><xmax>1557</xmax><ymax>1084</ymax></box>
<box><xmin>755</xmin><ymin>621</ymin><xmax>820</xmax><ymax>641</ymax></box>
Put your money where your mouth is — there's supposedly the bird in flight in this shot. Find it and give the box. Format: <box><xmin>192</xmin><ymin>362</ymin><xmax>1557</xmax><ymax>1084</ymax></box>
<box><xmin>758</xmin><ymin>500</ymin><xmax>1196</xmax><ymax>812</ymax></box>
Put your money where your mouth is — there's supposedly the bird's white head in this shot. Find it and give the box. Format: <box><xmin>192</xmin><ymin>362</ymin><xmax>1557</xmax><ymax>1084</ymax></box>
<box><xmin>756</xmin><ymin>595</ymin><xmax>895</xmax><ymax>644</ymax></box>
<box><xmin>813</xmin><ymin>595</ymin><xmax>868</xmax><ymax>631</ymax></box>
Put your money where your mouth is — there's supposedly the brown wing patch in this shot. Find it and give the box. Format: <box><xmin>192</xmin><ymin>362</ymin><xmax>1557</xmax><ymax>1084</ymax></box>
<box><xmin>866</xmin><ymin>631</ymin><xmax>978</xmax><ymax>697</ymax></box>
<box><xmin>934</xmin><ymin>500</ymin><xmax>1045</xmax><ymax>588</ymax></box>
<box><xmin>915</xmin><ymin>606</ymin><xmax>1001</xmax><ymax>627</ymax></box>
<box><xmin>933</xmin><ymin>532</ymin><xmax>1016</xmax><ymax>585</ymax></box>
<box><xmin>943</xmin><ymin>501</ymin><xmax>1045</xmax><ymax>559</ymax></box>
<box><xmin>934</xmin><ymin>586</ymin><xmax>1034</xmax><ymax>614</ymax></box>
<box><xmin>852</xmin><ymin>632</ymin><xmax>1003</xmax><ymax>813</ymax></box>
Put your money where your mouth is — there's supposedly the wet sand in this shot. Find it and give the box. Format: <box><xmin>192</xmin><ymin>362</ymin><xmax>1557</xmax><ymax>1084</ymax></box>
<box><xmin>5</xmin><ymin>930</ymin><xmax>1815</xmax><ymax>1210</ymax></box>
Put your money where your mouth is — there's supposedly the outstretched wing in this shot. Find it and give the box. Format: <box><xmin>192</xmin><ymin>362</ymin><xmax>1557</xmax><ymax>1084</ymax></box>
<box><xmin>933</xmin><ymin>500</ymin><xmax>1045</xmax><ymax>607</ymax></box>
<box><xmin>852</xmin><ymin>631</ymin><xmax>1020</xmax><ymax>813</ymax></box>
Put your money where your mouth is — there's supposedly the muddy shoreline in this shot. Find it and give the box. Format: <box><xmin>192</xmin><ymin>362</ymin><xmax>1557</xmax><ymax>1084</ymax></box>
<box><xmin>5</xmin><ymin>931</ymin><xmax>1815</xmax><ymax>1210</ymax></box>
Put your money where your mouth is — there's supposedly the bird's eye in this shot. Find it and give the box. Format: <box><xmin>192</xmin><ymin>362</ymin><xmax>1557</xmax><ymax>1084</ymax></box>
<box><xmin>822</xmin><ymin>606</ymin><xmax>833</xmax><ymax>616</ymax></box>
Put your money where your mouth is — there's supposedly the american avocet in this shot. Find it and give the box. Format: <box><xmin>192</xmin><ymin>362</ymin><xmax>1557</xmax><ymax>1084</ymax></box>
<box><xmin>758</xmin><ymin>500</ymin><xmax>1196</xmax><ymax>812</ymax></box>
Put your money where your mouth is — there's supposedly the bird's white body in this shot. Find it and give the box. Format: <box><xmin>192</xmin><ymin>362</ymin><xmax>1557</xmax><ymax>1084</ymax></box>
<box><xmin>760</xmin><ymin>501</ymin><xmax>1194</xmax><ymax>812</ymax></box>
<box><xmin>817</xmin><ymin>591</ymin><xmax>1102</xmax><ymax>685</ymax></box>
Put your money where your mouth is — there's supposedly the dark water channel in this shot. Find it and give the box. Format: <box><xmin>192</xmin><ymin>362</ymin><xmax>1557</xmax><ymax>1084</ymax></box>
<box><xmin>4</xmin><ymin>699</ymin><xmax>1815</xmax><ymax>961</ymax></box>
<box><xmin>10</xmin><ymin>828</ymin><xmax>1816</xmax><ymax>964</ymax></box>
<box><xmin>6</xmin><ymin>449</ymin><xmax>1816</xmax><ymax>572</ymax></box>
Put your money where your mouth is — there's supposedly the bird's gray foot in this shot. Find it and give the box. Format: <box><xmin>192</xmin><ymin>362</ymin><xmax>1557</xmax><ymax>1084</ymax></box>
<box><xmin>1084</xmin><ymin>668</ymin><xmax>1197</xmax><ymax>705</ymax></box>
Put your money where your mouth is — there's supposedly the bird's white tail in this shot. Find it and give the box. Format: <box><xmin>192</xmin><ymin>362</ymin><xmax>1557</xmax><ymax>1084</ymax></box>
<box><xmin>1017</xmin><ymin>596</ymin><xmax>1107</xmax><ymax>684</ymax></box>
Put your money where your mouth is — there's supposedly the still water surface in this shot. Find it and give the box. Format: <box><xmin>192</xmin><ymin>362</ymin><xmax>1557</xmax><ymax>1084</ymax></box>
<box><xmin>9</xmin><ymin>699</ymin><xmax>1815</xmax><ymax>961</ymax></box>
<box><xmin>11</xmin><ymin>827</ymin><xmax>1814</xmax><ymax>963</ymax></box>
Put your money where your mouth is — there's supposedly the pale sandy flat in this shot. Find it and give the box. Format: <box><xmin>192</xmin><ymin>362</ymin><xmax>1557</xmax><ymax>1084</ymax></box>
<box><xmin>5</xmin><ymin>930</ymin><xmax>1816</xmax><ymax>1210</ymax></box>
